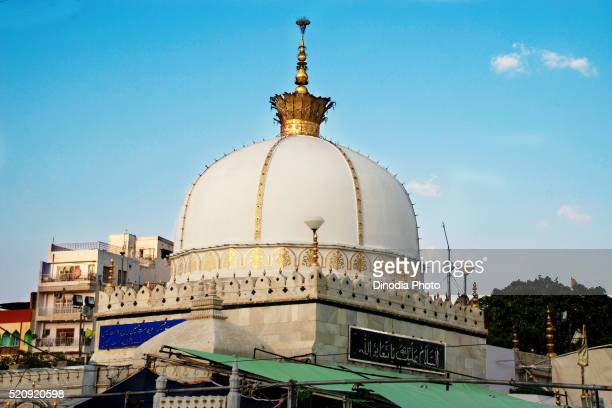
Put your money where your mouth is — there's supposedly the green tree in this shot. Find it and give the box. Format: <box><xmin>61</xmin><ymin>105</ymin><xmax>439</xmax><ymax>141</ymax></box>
<box><xmin>480</xmin><ymin>276</ymin><xmax>612</xmax><ymax>355</ymax></box>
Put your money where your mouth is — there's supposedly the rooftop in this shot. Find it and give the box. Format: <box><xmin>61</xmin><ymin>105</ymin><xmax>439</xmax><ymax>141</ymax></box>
<box><xmin>52</xmin><ymin>241</ymin><xmax>123</xmax><ymax>254</ymax></box>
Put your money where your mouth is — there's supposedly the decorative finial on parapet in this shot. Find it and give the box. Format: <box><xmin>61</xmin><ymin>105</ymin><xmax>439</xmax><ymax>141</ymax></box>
<box><xmin>107</xmin><ymin>259</ymin><xmax>115</xmax><ymax>287</ymax></box>
<box><xmin>546</xmin><ymin>306</ymin><xmax>557</xmax><ymax>358</ymax></box>
<box><xmin>209</xmin><ymin>279</ymin><xmax>218</xmax><ymax>297</ymax></box>
<box><xmin>189</xmin><ymin>279</ymin><xmax>225</xmax><ymax>320</ymax></box>
<box><xmin>512</xmin><ymin>331</ymin><xmax>520</xmax><ymax>351</ymax></box>
<box><xmin>554</xmin><ymin>389</ymin><xmax>561</xmax><ymax>406</ymax></box>
<box><xmin>470</xmin><ymin>282</ymin><xmax>479</xmax><ymax>309</ymax></box>
<box><xmin>270</xmin><ymin>18</ymin><xmax>335</xmax><ymax>137</ymax></box>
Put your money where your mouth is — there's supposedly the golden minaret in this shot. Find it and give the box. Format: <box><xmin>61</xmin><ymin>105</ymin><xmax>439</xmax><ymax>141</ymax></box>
<box><xmin>546</xmin><ymin>306</ymin><xmax>557</xmax><ymax>358</ymax></box>
<box><xmin>512</xmin><ymin>331</ymin><xmax>520</xmax><ymax>351</ymax></box>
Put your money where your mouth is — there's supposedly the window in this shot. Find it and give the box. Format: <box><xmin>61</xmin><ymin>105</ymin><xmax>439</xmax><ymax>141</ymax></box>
<box><xmin>118</xmin><ymin>270</ymin><xmax>128</xmax><ymax>285</ymax></box>
<box><xmin>1</xmin><ymin>332</ymin><xmax>10</xmax><ymax>347</ymax></box>
<box><xmin>57</xmin><ymin>266</ymin><xmax>71</xmax><ymax>281</ymax></box>
<box><xmin>56</xmin><ymin>328</ymin><xmax>74</xmax><ymax>347</ymax></box>
<box><xmin>102</xmin><ymin>266</ymin><xmax>111</xmax><ymax>284</ymax></box>
<box><xmin>87</xmin><ymin>264</ymin><xmax>96</xmax><ymax>280</ymax></box>
<box><xmin>24</xmin><ymin>330</ymin><xmax>33</xmax><ymax>345</ymax></box>
<box><xmin>56</xmin><ymin>265</ymin><xmax>82</xmax><ymax>280</ymax></box>
<box><xmin>10</xmin><ymin>331</ymin><xmax>19</xmax><ymax>347</ymax></box>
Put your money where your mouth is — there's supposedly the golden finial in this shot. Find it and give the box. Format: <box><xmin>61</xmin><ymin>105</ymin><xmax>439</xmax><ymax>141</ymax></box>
<box><xmin>512</xmin><ymin>331</ymin><xmax>520</xmax><ymax>351</ymax></box>
<box><xmin>470</xmin><ymin>282</ymin><xmax>479</xmax><ymax>308</ymax></box>
<box><xmin>107</xmin><ymin>258</ymin><xmax>115</xmax><ymax>287</ymax></box>
<box><xmin>546</xmin><ymin>306</ymin><xmax>557</xmax><ymax>358</ymax></box>
<box><xmin>295</xmin><ymin>18</ymin><xmax>310</xmax><ymax>94</ymax></box>
<box><xmin>270</xmin><ymin>19</ymin><xmax>334</xmax><ymax>137</ymax></box>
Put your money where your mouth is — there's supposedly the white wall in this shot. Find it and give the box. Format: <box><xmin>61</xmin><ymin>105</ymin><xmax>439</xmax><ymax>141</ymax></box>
<box><xmin>486</xmin><ymin>345</ymin><xmax>516</xmax><ymax>393</ymax></box>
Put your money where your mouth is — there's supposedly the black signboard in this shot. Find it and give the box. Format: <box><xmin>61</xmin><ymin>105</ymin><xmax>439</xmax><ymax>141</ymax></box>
<box><xmin>348</xmin><ymin>326</ymin><xmax>446</xmax><ymax>372</ymax></box>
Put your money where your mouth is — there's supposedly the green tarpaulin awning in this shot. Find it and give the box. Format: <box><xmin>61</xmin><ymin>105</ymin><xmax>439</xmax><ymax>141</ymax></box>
<box><xmin>169</xmin><ymin>346</ymin><xmax>548</xmax><ymax>408</ymax></box>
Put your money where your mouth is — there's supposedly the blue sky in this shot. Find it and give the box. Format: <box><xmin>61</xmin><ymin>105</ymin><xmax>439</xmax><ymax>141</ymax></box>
<box><xmin>1</xmin><ymin>1</ymin><xmax>611</xmax><ymax>301</ymax></box>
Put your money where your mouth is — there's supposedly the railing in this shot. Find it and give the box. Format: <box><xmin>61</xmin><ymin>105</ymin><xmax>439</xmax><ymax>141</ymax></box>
<box><xmin>52</xmin><ymin>241</ymin><xmax>124</xmax><ymax>255</ymax></box>
<box><xmin>39</xmin><ymin>303</ymin><xmax>81</xmax><ymax>316</ymax></box>
<box><xmin>40</xmin><ymin>272</ymin><xmax>96</xmax><ymax>283</ymax></box>
<box><xmin>36</xmin><ymin>337</ymin><xmax>75</xmax><ymax>347</ymax></box>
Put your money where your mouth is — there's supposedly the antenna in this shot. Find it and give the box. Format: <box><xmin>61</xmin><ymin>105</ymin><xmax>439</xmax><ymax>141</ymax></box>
<box><xmin>442</xmin><ymin>222</ymin><xmax>451</xmax><ymax>300</ymax></box>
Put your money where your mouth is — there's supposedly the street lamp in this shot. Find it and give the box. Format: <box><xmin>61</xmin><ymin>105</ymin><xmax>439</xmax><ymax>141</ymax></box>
<box><xmin>304</xmin><ymin>217</ymin><xmax>324</xmax><ymax>267</ymax></box>
<box><xmin>73</xmin><ymin>295</ymin><xmax>95</xmax><ymax>360</ymax></box>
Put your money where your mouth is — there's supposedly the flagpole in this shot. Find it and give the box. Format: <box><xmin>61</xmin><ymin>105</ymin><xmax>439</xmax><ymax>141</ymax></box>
<box><xmin>581</xmin><ymin>324</ymin><xmax>586</xmax><ymax>397</ymax></box>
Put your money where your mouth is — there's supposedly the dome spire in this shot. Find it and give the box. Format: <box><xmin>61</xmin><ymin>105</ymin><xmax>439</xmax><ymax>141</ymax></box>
<box><xmin>295</xmin><ymin>18</ymin><xmax>310</xmax><ymax>94</ymax></box>
<box><xmin>270</xmin><ymin>18</ymin><xmax>334</xmax><ymax>137</ymax></box>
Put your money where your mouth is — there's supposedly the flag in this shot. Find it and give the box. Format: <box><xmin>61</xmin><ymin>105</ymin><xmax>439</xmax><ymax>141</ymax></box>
<box><xmin>571</xmin><ymin>327</ymin><xmax>589</xmax><ymax>367</ymax></box>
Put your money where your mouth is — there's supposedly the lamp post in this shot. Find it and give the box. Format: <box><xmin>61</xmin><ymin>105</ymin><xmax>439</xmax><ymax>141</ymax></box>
<box><xmin>73</xmin><ymin>295</ymin><xmax>95</xmax><ymax>361</ymax></box>
<box><xmin>304</xmin><ymin>217</ymin><xmax>325</xmax><ymax>267</ymax></box>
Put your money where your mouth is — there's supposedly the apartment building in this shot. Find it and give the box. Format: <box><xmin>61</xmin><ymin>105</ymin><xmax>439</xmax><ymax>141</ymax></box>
<box><xmin>34</xmin><ymin>233</ymin><xmax>172</xmax><ymax>358</ymax></box>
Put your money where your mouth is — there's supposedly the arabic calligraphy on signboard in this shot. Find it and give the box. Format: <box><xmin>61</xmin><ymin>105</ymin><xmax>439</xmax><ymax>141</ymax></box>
<box><xmin>348</xmin><ymin>326</ymin><xmax>446</xmax><ymax>372</ymax></box>
<box><xmin>99</xmin><ymin>319</ymin><xmax>186</xmax><ymax>350</ymax></box>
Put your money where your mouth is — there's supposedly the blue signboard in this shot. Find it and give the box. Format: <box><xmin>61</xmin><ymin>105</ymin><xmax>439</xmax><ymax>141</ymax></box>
<box><xmin>99</xmin><ymin>319</ymin><xmax>186</xmax><ymax>349</ymax></box>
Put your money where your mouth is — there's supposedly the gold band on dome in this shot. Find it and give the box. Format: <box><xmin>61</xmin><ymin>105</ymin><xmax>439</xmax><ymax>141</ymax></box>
<box><xmin>254</xmin><ymin>138</ymin><xmax>285</xmax><ymax>241</ymax></box>
<box><xmin>330</xmin><ymin>143</ymin><xmax>364</xmax><ymax>245</ymax></box>
<box><xmin>281</xmin><ymin>119</ymin><xmax>320</xmax><ymax>137</ymax></box>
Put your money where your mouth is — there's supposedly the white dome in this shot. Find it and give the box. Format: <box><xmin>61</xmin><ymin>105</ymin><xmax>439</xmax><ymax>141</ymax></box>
<box><xmin>176</xmin><ymin>135</ymin><xmax>419</xmax><ymax>257</ymax></box>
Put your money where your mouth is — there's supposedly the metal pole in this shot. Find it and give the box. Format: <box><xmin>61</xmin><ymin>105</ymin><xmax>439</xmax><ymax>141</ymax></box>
<box><xmin>287</xmin><ymin>380</ymin><xmax>298</xmax><ymax>408</ymax></box>
<box><xmin>463</xmin><ymin>269</ymin><xmax>467</xmax><ymax>301</ymax></box>
<box><xmin>123</xmin><ymin>390</ymin><xmax>130</xmax><ymax>408</ymax></box>
<box><xmin>580</xmin><ymin>364</ymin><xmax>588</xmax><ymax>408</ymax></box>
<box><xmin>78</xmin><ymin>307</ymin><xmax>83</xmax><ymax>359</ymax></box>
<box><xmin>442</xmin><ymin>222</ymin><xmax>452</xmax><ymax>300</ymax></box>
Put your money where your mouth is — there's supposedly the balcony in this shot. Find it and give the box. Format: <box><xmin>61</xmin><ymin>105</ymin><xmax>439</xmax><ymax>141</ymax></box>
<box><xmin>37</xmin><ymin>303</ymin><xmax>89</xmax><ymax>321</ymax></box>
<box><xmin>36</xmin><ymin>337</ymin><xmax>76</xmax><ymax>348</ymax></box>
<box><xmin>40</xmin><ymin>302</ymin><xmax>80</xmax><ymax>315</ymax></box>
<box><xmin>41</xmin><ymin>272</ymin><xmax>96</xmax><ymax>284</ymax></box>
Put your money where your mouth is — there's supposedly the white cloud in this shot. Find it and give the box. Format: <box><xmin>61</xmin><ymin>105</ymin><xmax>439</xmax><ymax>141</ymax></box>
<box><xmin>491</xmin><ymin>43</ymin><xmax>529</xmax><ymax>74</ymax></box>
<box><xmin>491</xmin><ymin>54</ymin><xmax>522</xmax><ymax>73</ymax></box>
<box><xmin>541</xmin><ymin>50</ymin><xmax>598</xmax><ymax>77</ymax></box>
<box><xmin>491</xmin><ymin>44</ymin><xmax>598</xmax><ymax>77</ymax></box>
<box><xmin>408</xmin><ymin>176</ymin><xmax>441</xmax><ymax>197</ymax></box>
<box><xmin>557</xmin><ymin>205</ymin><xmax>592</xmax><ymax>225</ymax></box>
